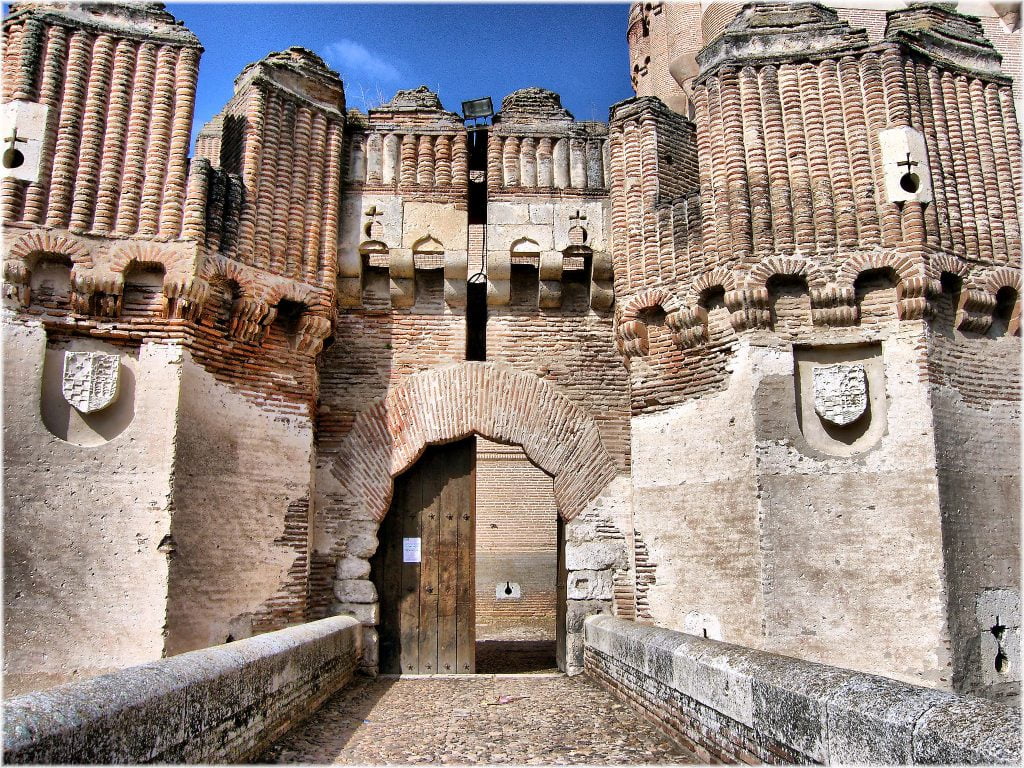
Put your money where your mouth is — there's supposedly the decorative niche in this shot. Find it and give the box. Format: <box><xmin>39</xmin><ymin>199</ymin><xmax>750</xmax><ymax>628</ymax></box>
<box><xmin>40</xmin><ymin>337</ymin><xmax>137</xmax><ymax>447</ymax></box>
<box><xmin>793</xmin><ymin>343</ymin><xmax>886</xmax><ymax>457</ymax></box>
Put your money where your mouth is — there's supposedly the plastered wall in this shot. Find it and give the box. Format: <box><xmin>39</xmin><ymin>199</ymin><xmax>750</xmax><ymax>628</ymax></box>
<box><xmin>928</xmin><ymin>328</ymin><xmax>1021</xmax><ymax>701</ymax></box>
<box><xmin>631</xmin><ymin>324</ymin><xmax>957</xmax><ymax>689</ymax></box>
<box><xmin>2</xmin><ymin>321</ymin><xmax>180</xmax><ymax>695</ymax></box>
<box><xmin>164</xmin><ymin>344</ymin><xmax>315</xmax><ymax>655</ymax></box>
<box><xmin>630</xmin><ymin>338</ymin><xmax>763</xmax><ymax>648</ymax></box>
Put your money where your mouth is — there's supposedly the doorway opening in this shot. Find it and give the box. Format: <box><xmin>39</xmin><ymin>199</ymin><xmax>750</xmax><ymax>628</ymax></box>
<box><xmin>474</xmin><ymin>437</ymin><xmax>562</xmax><ymax>673</ymax></box>
<box><xmin>371</xmin><ymin>435</ymin><xmax>565</xmax><ymax>675</ymax></box>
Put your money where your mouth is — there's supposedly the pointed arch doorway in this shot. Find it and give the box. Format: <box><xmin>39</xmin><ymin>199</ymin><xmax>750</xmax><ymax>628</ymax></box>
<box><xmin>321</xmin><ymin>361</ymin><xmax>620</xmax><ymax>675</ymax></box>
<box><xmin>371</xmin><ymin>434</ymin><xmax>568</xmax><ymax>675</ymax></box>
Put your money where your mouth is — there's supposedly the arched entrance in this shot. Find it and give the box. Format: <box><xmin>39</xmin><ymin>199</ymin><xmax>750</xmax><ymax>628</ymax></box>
<box><xmin>316</xmin><ymin>361</ymin><xmax>623</xmax><ymax>674</ymax></box>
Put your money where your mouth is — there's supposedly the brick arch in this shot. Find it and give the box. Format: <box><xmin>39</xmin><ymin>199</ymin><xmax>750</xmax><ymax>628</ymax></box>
<box><xmin>264</xmin><ymin>278</ymin><xmax>321</xmax><ymax>309</ymax></box>
<box><xmin>926</xmin><ymin>254</ymin><xmax>971</xmax><ymax>284</ymax></box>
<box><xmin>8</xmin><ymin>230</ymin><xmax>93</xmax><ymax>269</ymax></box>
<box><xmin>746</xmin><ymin>257</ymin><xmax>827</xmax><ymax>291</ymax></box>
<box><xmin>617</xmin><ymin>288</ymin><xmax>686</xmax><ymax>357</ymax></box>
<box><xmin>327</xmin><ymin>361</ymin><xmax>617</xmax><ymax>523</ymax></box>
<box><xmin>108</xmin><ymin>242</ymin><xmax>195</xmax><ymax>282</ymax></box>
<box><xmin>619</xmin><ymin>287</ymin><xmax>684</xmax><ymax>322</ymax></box>
<box><xmin>202</xmin><ymin>254</ymin><xmax>260</xmax><ymax>296</ymax></box>
<box><xmin>836</xmin><ymin>250</ymin><xmax>923</xmax><ymax>290</ymax></box>
<box><xmin>981</xmin><ymin>266</ymin><xmax>1021</xmax><ymax>295</ymax></box>
<box><xmin>686</xmin><ymin>268</ymin><xmax>737</xmax><ymax>305</ymax></box>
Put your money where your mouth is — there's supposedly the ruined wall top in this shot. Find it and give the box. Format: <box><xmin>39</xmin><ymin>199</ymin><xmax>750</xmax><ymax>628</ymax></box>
<box><xmin>496</xmin><ymin>88</ymin><xmax>574</xmax><ymax>125</ymax></box>
<box><xmin>378</xmin><ymin>85</ymin><xmax>445</xmax><ymax>112</ymax></box>
<box><xmin>696</xmin><ymin>2</ymin><xmax>870</xmax><ymax>82</ymax></box>
<box><xmin>491</xmin><ymin>87</ymin><xmax>607</xmax><ymax>143</ymax></box>
<box><xmin>235</xmin><ymin>46</ymin><xmax>345</xmax><ymax>116</ymax></box>
<box><xmin>364</xmin><ymin>86</ymin><xmax>463</xmax><ymax>131</ymax></box>
<box><xmin>886</xmin><ymin>2</ymin><xmax>1008</xmax><ymax>79</ymax></box>
<box><xmin>4</xmin><ymin>1</ymin><xmax>201</xmax><ymax>47</ymax></box>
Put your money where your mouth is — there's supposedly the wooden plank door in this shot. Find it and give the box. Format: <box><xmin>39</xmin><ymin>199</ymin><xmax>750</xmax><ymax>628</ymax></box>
<box><xmin>373</xmin><ymin>438</ymin><xmax>475</xmax><ymax>674</ymax></box>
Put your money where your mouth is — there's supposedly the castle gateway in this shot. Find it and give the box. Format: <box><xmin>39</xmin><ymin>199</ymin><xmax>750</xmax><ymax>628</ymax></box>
<box><xmin>1</xmin><ymin>1</ymin><xmax>1020</xmax><ymax>754</ymax></box>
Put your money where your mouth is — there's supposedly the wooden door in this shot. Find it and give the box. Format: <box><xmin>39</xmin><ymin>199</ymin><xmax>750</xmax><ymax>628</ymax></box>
<box><xmin>373</xmin><ymin>438</ymin><xmax>476</xmax><ymax>674</ymax></box>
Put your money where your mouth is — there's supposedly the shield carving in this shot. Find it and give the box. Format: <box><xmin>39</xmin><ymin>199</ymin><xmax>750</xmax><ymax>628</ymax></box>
<box><xmin>62</xmin><ymin>351</ymin><xmax>120</xmax><ymax>413</ymax></box>
<box><xmin>812</xmin><ymin>363</ymin><xmax>868</xmax><ymax>427</ymax></box>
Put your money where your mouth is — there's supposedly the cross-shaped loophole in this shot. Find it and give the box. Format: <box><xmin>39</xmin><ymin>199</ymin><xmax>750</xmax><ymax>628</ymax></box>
<box><xmin>363</xmin><ymin>205</ymin><xmax>383</xmax><ymax>237</ymax></box>
<box><xmin>3</xmin><ymin>127</ymin><xmax>27</xmax><ymax>170</ymax></box>
<box><xmin>991</xmin><ymin>616</ymin><xmax>1010</xmax><ymax>675</ymax></box>
<box><xmin>897</xmin><ymin>152</ymin><xmax>921</xmax><ymax>194</ymax></box>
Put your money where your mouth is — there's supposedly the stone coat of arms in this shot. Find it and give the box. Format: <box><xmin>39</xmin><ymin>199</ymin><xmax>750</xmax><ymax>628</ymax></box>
<box><xmin>812</xmin><ymin>363</ymin><xmax>868</xmax><ymax>427</ymax></box>
<box><xmin>62</xmin><ymin>351</ymin><xmax>121</xmax><ymax>413</ymax></box>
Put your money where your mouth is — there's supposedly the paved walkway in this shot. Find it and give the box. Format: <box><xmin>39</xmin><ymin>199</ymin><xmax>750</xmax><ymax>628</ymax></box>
<box><xmin>260</xmin><ymin>674</ymin><xmax>697</xmax><ymax>764</ymax></box>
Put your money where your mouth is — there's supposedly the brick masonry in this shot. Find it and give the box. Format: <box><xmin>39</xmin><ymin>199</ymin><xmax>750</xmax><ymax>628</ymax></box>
<box><xmin>0</xmin><ymin>0</ymin><xmax>1019</xmax><ymax>726</ymax></box>
<box><xmin>475</xmin><ymin>437</ymin><xmax>558</xmax><ymax>639</ymax></box>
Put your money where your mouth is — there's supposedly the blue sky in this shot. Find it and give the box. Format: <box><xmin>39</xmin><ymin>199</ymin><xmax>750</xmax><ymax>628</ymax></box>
<box><xmin>165</xmin><ymin>2</ymin><xmax>635</xmax><ymax>150</ymax></box>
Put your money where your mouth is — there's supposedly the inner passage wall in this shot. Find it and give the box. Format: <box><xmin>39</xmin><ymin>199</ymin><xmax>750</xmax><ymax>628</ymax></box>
<box><xmin>475</xmin><ymin>437</ymin><xmax>557</xmax><ymax>640</ymax></box>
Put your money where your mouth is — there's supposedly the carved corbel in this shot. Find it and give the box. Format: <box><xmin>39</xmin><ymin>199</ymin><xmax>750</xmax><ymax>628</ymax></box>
<box><xmin>70</xmin><ymin>266</ymin><xmax>123</xmax><ymax>318</ymax></box>
<box><xmin>539</xmin><ymin>250</ymin><xmax>563</xmax><ymax>309</ymax></box>
<box><xmin>725</xmin><ymin>288</ymin><xmax>770</xmax><ymax>332</ymax></box>
<box><xmin>590</xmin><ymin>250</ymin><xmax>614</xmax><ymax>311</ymax></box>
<box><xmin>389</xmin><ymin>248</ymin><xmax>415</xmax><ymax>309</ymax></box>
<box><xmin>163</xmin><ymin>276</ymin><xmax>210</xmax><ymax>322</ymax></box>
<box><xmin>486</xmin><ymin>249</ymin><xmax>511</xmax><ymax>307</ymax></box>
<box><xmin>896</xmin><ymin>277</ymin><xmax>938</xmax><ymax>321</ymax></box>
<box><xmin>670</xmin><ymin>306</ymin><xmax>708</xmax><ymax>348</ymax></box>
<box><xmin>810</xmin><ymin>286</ymin><xmax>857</xmax><ymax>327</ymax></box>
<box><xmin>3</xmin><ymin>259</ymin><xmax>30</xmax><ymax>306</ymax></box>
<box><xmin>337</xmin><ymin>245</ymin><xmax>362</xmax><ymax>309</ymax></box>
<box><xmin>228</xmin><ymin>296</ymin><xmax>276</xmax><ymax>343</ymax></box>
<box><xmin>444</xmin><ymin>250</ymin><xmax>468</xmax><ymax>308</ymax></box>
<box><xmin>617</xmin><ymin>318</ymin><xmax>648</xmax><ymax>357</ymax></box>
<box><xmin>956</xmin><ymin>289</ymin><xmax>997</xmax><ymax>335</ymax></box>
<box><xmin>294</xmin><ymin>313</ymin><xmax>333</xmax><ymax>354</ymax></box>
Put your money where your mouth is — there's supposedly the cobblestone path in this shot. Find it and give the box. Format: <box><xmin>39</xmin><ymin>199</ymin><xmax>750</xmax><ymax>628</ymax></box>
<box><xmin>260</xmin><ymin>674</ymin><xmax>697</xmax><ymax>764</ymax></box>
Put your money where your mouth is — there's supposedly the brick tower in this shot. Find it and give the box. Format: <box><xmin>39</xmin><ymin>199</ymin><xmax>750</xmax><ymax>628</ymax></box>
<box><xmin>614</xmin><ymin>1</ymin><xmax>1020</xmax><ymax>700</ymax></box>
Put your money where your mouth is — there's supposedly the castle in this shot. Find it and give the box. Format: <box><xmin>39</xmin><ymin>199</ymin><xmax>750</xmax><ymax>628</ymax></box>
<box><xmin>2</xmin><ymin>0</ymin><xmax>1020</xmax><ymax>734</ymax></box>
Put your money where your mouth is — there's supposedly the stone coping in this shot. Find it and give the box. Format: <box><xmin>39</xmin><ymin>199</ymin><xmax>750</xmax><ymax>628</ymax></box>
<box><xmin>584</xmin><ymin>615</ymin><xmax>1021</xmax><ymax>765</ymax></box>
<box><xmin>3</xmin><ymin>615</ymin><xmax>361</xmax><ymax>764</ymax></box>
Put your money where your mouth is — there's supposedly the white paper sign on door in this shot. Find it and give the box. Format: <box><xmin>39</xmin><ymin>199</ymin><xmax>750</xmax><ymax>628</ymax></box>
<box><xmin>403</xmin><ymin>537</ymin><xmax>421</xmax><ymax>563</ymax></box>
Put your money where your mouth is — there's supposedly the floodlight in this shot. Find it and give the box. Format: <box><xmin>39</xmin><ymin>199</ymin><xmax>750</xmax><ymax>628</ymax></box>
<box><xmin>462</xmin><ymin>97</ymin><xmax>494</xmax><ymax>120</ymax></box>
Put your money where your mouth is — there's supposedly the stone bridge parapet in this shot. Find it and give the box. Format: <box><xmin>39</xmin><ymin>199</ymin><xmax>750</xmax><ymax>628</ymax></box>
<box><xmin>2</xmin><ymin>616</ymin><xmax>361</xmax><ymax>764</ymax></box>
<box><xmin>584</xmin><ymin>615</ymin><xmax>1021</xmax><ymax>765</ymax></box>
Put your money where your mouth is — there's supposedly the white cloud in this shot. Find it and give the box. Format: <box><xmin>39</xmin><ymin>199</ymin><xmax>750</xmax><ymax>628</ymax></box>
<box><xmin>321</xmin><ymin>39</ymin><xmax>402</xmax><ymax>84</ymax></box>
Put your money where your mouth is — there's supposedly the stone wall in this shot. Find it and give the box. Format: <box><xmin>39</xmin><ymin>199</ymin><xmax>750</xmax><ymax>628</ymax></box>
<box><xmin>584</xmin><ymin>615</ymin><xmax>1021</xmax><ymax>765</ymax></box>
<box><xmin>2</xmin><ymin>321</ymin><xmax>181</xmax><ymax>696</ymax></box>
<box><xmin>630</xmin><ymin>324</ymin><xmax>959</xmax><ymax>689</ymax></box>
<box><xmin>2</xmin><ymin>616</ymin><xmax>361</xmax><ymax>764</ymax></box>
